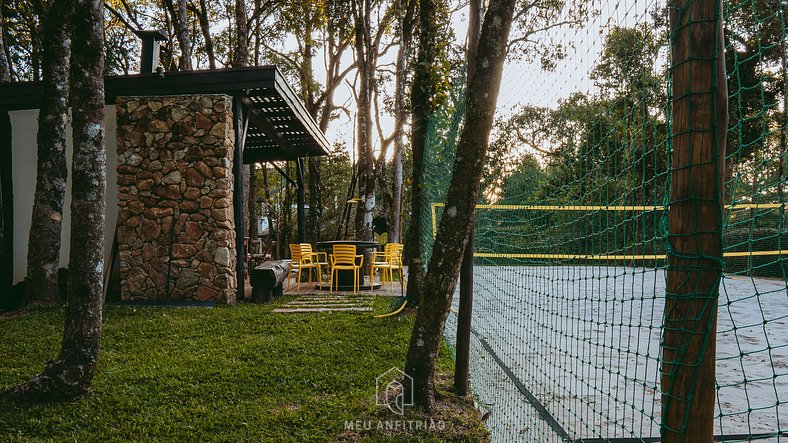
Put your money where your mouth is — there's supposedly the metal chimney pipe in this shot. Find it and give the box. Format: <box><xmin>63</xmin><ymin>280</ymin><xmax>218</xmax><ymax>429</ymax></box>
<box><xmin>132</xmin><ymin>30</ymin><xmax>167</xmax><ymax>74</ymax></box>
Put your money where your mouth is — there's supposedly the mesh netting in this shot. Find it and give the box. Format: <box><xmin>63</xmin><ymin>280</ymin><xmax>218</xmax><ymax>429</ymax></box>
<box><xmin>428</xmin><ymin>0</ymin><xmax>788</xmax><ymax>441</ymax></box>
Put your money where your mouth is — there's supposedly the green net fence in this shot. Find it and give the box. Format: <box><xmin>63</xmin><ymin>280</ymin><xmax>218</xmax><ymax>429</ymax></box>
<box><xmin>418</xmin><ymin>0</ymin><xmax>788</xmax><ymax>441</ymax></box>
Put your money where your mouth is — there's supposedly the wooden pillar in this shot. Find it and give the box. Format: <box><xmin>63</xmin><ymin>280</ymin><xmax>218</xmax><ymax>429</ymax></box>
<box><xmin>233</xmin><ymin>97</ymin><xmax>247</xmax><ymax>302</ymax></box>
<box><xmin>0</xmin><ymin>109</ymin><xmax>12</xmax><ymax>292</ymax></box>
<box><xmin>296</xmin><ymin>157</ymin><xmax>306</xmax><ymax>243</ymax></box>
<box><xmin>661</xmin><ymin>0</ymin><xmax>727</xmax><ymax>441</ymax></box>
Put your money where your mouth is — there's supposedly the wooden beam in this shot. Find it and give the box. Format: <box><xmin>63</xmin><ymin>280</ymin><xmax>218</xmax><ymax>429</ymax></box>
<box><xmin>270</xmin><ymin>162</ymin><xmax>296</xmax><ymax>186</ymax></box>
<box><xmin>0</xmin><ymin>67</ymin><xmax>279</xmax><ymax>110</ymax></box>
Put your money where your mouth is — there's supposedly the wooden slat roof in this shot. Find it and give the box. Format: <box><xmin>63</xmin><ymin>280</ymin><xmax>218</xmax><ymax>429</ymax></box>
<box><xmin>0</xmin><ymin>66</ymin><xmax>330</xmax><ymax>162</ymax></box>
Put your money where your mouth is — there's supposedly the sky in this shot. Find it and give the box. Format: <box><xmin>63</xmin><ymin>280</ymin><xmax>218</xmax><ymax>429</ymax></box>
<box><xmin>321</xmin><ymin>0</ymin><xmax>667</xmax><ymax>162</ymax></box>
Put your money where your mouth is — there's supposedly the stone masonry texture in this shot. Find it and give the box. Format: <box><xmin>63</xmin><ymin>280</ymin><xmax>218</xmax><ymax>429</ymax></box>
<box><xmin>115</xmin><ymin>94</ymin><xmax>237</xmax><ymax>303</ymax></box>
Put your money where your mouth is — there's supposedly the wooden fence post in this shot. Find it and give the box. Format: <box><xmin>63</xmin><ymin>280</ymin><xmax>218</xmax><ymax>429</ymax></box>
<box><xmin>662</xmin><ymin>0</ymin><xmax>728</xmax><ymax>441</ymax></box>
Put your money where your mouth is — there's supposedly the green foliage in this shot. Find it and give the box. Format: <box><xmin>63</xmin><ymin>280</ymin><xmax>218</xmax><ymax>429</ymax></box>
<box><xmin>415</xmin><ymin>0</ymin><xmax>455</xmax><ymax>113</ymax></box>
<box><xmin>590</xmin><ymin>25</ymin><xmax>663</xmax><ymax>97</ymax></box>
<box><xmin>507</xmin><ymin>0</ymin><xmax>591</xmax><ymax>69</ymax></box>
<box><xmin>317</xmin><ymin>145</ymin><xmax>354</xmax><ymax>240</ymax></box>
<box><xmin>0</xmin><ymin>300</ymin><xmax>487</xmax><ymax>442</ymax></box>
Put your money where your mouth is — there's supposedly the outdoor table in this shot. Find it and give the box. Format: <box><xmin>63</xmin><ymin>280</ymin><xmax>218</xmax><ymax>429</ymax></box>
<box><xmin>316</xmin><ymin>240</ymin><xmax>382</xmax><ymax>291</ymax></box>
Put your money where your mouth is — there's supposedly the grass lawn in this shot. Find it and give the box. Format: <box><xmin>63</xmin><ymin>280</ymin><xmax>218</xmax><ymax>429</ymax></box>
<box><xmin>0</xmin><ymin>297</ymin><xmax>488</xmax><ymax>442</ymax></box>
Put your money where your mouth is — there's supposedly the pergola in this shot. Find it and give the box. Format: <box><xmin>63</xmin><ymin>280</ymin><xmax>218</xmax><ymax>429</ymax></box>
<box><xmin>0</xmin><ymin>66</ymin><xmax>331</xmax><ymax>299</ymax></box>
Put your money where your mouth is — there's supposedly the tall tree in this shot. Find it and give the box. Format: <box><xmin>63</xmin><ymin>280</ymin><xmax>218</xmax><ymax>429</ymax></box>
<box><xmin>234</xmin><ymin>0</ymin><xmax>248</xmax><ymax>66</ymax></box>
<box><xmin>164</xmin><ymin>0</ymin><xmax>192</xmax><ymax>70</ymax></box>
<box><xmin>374</xmin><ymin>0</ymin><xmax>417</xmax><ymax>244</ymax></box>
<box><xmin>403</xmin><ymin>0</ymin><xmax>516</xmax><ymax>411</ymax></box>
<box><xmin>0</xmin><ymin>5</ymin><xmax>10</xmax><ymax>81</ymax></box>
<box><xmin>352</xmin><ymin>0</ymin><xmax>376</xmax><ymax>240</ymax></box>
<box><xmin>189</xmin><ymin>0</ymin><xmax>217</xmax><ymax>69</ymax></box>
<box><xmin>350</xmin><ymin>0</ymin><xmax>395</xmax><ymax>240</ymax></box>
<box><xmin>23</xmin><ymin>0</ymin><xmax>72</xmax><ymax>306</ymax></box>
<box><xmin>404</xmin><ymin>0</ymin><xmax>449</xmax><ymax>305</ymax></box>
<box><xmin>262</xmin><ymin>0</ymin><xmax>356</xmax><ymax>243</ymax></box>
<box><xmin>1</xmin><ymin>0</ymin><xmax>106</xmax><ymax>402</ymax></box>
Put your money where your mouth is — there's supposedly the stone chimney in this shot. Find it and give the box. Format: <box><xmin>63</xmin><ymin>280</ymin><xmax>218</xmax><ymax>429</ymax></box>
<box><xmin>132</xmin><ymin>30</ymin><xmax>167</xmax><ymax>74</ymax></box>
<box><xmin>115</xmin><ymin>95</ymin><xmax>237</xmax><ymax>303</ymax></box>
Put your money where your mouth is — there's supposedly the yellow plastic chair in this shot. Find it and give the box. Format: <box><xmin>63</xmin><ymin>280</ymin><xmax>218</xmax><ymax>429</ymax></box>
<box><xmin>287</xmin><ymin>243</ymin><xmax>321</xmax><ymax>291</ymax></box>
<box><xmin>371</xmin><ymin>243</ymin><xmax>405</xmax><ymax>291</ymax></box>
<box><xmin>287</xmin><ymin>244</ymin><xmax>301</xmax><ymax>289</ymax></box>
<box><xmin>370</xmin><ymin>243</ymin><xmax>395</xmax><ymax>286</ymax></box>
<box><xmin>300</xmin><ymin>243</ymin><xmax>329</xmax><ymax>289</ymax></box>
<box><xmin>329</xmin><ymin>244</ymin><xmax>364</xmax><ymax>294</ymax></box>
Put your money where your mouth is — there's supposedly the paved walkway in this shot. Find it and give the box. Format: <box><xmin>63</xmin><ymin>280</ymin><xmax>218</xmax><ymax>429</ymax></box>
<box><xmin>273</xmin><ymin>293</ymin><xmax>374</xmax><ymax>313</ymax></box>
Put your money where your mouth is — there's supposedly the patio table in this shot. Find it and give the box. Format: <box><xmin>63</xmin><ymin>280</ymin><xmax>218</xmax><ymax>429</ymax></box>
<box><xmin>316</xmin><ymin>240</ymin><xmax>382</xmax><ymax>291</ymax></box>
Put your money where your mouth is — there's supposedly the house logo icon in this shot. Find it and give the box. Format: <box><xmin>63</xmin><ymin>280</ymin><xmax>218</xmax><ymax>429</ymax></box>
<box><xmin>375</xmin><ymin>367</ymin><xmax>413</xmax><ymax>415</ymax></box>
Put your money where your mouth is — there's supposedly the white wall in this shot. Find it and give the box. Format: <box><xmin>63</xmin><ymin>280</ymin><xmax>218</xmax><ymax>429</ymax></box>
<box><xmin>11</xmin><ymin>106</ymin><xmax>118</xmax><ymax>284</ymax></box>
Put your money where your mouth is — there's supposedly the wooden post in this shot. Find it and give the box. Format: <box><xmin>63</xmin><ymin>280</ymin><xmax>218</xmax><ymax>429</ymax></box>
<box><xmin>662</xmin><ymin>0</ymin><xmax>727</xmax><ymax>441</ymax></box>
<box><xmin>233</xmin><ymin>97</ymin><xmax>247</xmax><ymax>303</ymax></box>
<box><xmin>454</xmin><ymin>0</ymin><xmax>482</xmax><ymax>396</ymax></box>
<box><xmin>295</xmin><ymin>157</ymin><xmax>306</xmax><ymax>243</ymax></box>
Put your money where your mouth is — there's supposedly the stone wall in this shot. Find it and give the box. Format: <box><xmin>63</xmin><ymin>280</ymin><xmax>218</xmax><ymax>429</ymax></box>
<box><xmin>115</xmin><ymin>95</ymin><xmax>236</xmax><ymax>303</ymax></box>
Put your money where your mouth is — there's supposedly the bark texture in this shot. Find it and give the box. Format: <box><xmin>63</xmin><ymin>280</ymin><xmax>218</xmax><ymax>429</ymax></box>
<box><xmin>195</xmin><ymin>0</ymin><xmax>216</xmax><ymax>69</ymax></box>
<box><xmin>307</xmin><ymin>157</ymin><xmax>322</xmax><ymax>243</ymax></box>
<box><xmin>454</xmin><ymin>0</ymin><xmax>482</xmax><ymax>397</ymax></box>
<box><xmin>0</xmin><ymin>0</ymin><xmax>106</xmax><ymax>402</ymax></box>
<box><xmin>403</xmin><ymin>0</ymin><xmax>516</xmax><ymax>411</ymax></box>
<box><xmin>353</xmin><ymin>0</ymin><xmax>375</xmax><ymax>241</ymax></box>
<box><xmin>234</xmin><ymin>0</ymin><xmax>248</xmax><ymax>67</ymax></box>
<box><xmin>0</xmin><ymin>6</ymin><xmax>10</xmax><ymax>82</ymax></box>
<box><xmin>168</xmin><ymin>0</ymin><xmax>192</xmax><ymax>70</ymax></box>
<box><xmin>404</xmin><ymin>0</ymin><xmax>438</xmax><ymax>305</ymax></box>
<box><xmin>25</xmin><ymin>0</ymin><xmax>72</xmax><ymax>306</ymax></box>
<box><xmin>389</xmin><ymin>0</ymin><xmax>416</xmax><ymax>244</ymax></box>
<box><xmin>661</xmin><ymin>0</ymin><xmax>727</xmax><ymax>441</ymax></box>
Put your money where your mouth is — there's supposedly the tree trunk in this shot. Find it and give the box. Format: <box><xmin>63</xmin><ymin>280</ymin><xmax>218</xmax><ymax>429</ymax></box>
<box><xmin>403</xmin><ymin>0</ymin><xmax>516</xmax><ymax>412</ymax></box>
<box><xmin>282</xmin><ymin>168</ymin><xmax>293</xmax><ymax>254</ymax></box>
<box><xmin>234</xmin><ymin>0</ymin><xmax>248</xmax><ymax>67</ymax></box>
<box><xmin>454</xmin><ymin>0</ymin><xmax>482</xmax><ymax>398</ymax></box>
<box><xmin>389</xmin><ymin>0</ymin><xmax>416</xmax><ymax>244</ymax></box>
<box><xmin>166</xmin><ymin>0</ymin><xmax>192</xmax><ymax>70</ymax></box>
<box><xmin>196</xmin><ymin>0</ymin><xmax>216</xmax><ymax>69</ymax></box>
<box><xmin>353</xmin><ymin>0</ymin><xmax>375</xmax><ymax>241</ymax></box>
<box><xmin>404</xmin><ymin>0</ymin><xmax>438</xmax><ymax>305</ymax></box>
<box><xmin>307</xmin><ymin>157</ymin><xmax>322</xmax><ymax>243</ymax></box>
<box><xmin>300</xmin><ymin>21</ymin><xmax>323</xmax><ymax>245</ymax></box>
<box><xmin>24</xmin><ymin>0</ymin><xmax>71</xmax><ymax>306</ymax></box>
<box><xmin>262</xmin><ymin>165</ymin><xmax>276</xmax><ymax>257</ymax></box>
<box><xmin>0</xmin><ymin>6</ymin><xmax>10</xmax><ymax>82</ymax></box>
<box><xmin>661</xmin><ymin>0</ymin><xmax>727</xmax><ymax>441</ymax></box>
<box><xmin>0</xmin><ymin>0</ymin><xmax>105</xmax><ymax>403</ymax></box>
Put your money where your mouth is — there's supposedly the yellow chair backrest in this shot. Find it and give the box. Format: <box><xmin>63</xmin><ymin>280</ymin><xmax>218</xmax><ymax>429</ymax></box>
<box><xmin>289</xmin><ymin>244</ymin><xmax>302</xmax><ymax>262</ymax></box>
<box><xmin>387</xmin><ymin>243</ymin><xmax>404</xmax><ymax>264</ymax></box>
<box><xmin>332</xmin><ymin>244</ymin><xmax>358</xmax><ymax>265</ymax></box>
<box><xmin>300</xmin><ymin>243</ymin><xmax>315</xmax><ymax>263</ymax></box>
